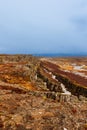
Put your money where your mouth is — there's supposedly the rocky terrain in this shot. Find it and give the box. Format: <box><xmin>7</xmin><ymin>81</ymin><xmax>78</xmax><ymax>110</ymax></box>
<box><xmin>0</xmin><ymin>55</ymin><xmax>87</xmax><ymax>130</ymax></box>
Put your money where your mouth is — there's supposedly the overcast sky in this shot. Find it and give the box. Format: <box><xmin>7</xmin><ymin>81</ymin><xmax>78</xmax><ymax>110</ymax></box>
<box><xmin>0</xmin><ymin>0</ymin><xmax>87</xmax><ymax>54</ymax></box>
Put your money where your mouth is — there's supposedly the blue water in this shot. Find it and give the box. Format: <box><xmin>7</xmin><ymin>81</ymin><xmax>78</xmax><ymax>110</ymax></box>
<box><xmin>33</xmin><ymin>53</ymin><xmax>87</xmax><ymax>57</ymax></box>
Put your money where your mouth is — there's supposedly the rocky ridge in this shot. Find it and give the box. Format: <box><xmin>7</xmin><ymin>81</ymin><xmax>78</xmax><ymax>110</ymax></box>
<box><xmin>0</xmin><ymin>55</ymin><xmax>87</xmax><ymax>130</ymax></box>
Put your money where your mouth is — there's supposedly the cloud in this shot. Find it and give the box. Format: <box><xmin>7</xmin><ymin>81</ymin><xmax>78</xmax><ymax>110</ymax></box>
<box><xmin>71</xmin><ymin>16</ymin><xmax>87</xmax><ymax>32</ymax></box>
<box><xmin>0</xmin><ymin>0</ymin><xmax>87</xmax><ymax>54</ymax></box>
<box><xmin>69</xmin><ymin>0</ymin><xmax>87</xmax><ymax>33</ymax></box>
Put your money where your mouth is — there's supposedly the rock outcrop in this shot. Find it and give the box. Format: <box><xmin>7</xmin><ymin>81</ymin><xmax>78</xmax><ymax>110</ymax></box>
<box><xmin>0</xmin><ymin>55</ymin><xmax>87</xmax><ymax>130</ymax></box>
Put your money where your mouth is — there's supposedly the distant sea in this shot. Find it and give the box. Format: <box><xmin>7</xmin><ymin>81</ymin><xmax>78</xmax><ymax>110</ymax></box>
<box><xmin>33</xmin><ymin>53</ymin><xmax>87</xmax><ymax>57</ymax></box>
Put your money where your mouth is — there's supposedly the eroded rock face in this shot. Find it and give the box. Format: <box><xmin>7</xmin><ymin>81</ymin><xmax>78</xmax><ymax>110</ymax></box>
<box><xmin>0</xmin><ymin>55</ymin><xmax>87</xmax><ymax>130</ymax></box>
<box><xmin>39</xmin><ymin>60</ymin><xmax>87</xmax><ymax>98</ymax></box>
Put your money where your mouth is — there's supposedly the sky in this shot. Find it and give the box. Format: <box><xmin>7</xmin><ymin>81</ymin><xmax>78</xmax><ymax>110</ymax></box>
<box><xmin>0</xmin><ymin>0</ymin><xmax>87</xmax><ymax>54</ymax></box>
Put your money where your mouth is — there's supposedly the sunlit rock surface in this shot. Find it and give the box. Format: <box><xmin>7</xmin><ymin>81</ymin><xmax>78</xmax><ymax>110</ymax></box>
<box><xmin>0</xmin><ymin>55</ymin><xmax>87</xmax><ymax>130</ymax></box>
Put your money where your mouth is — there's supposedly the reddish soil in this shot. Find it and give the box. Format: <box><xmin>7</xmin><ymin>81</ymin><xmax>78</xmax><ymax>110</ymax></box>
<box><xmin>0</xmin><ymin>55</ymin><xmax>87</xmax><ymax>130</ymax></box>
